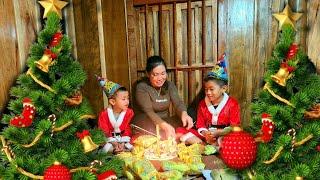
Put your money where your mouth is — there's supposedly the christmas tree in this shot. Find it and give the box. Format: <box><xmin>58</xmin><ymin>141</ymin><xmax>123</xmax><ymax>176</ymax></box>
<box><xmin>0</xmin><ymin>6</ymin><xmax>122</xmax><ymax>180</ymax></box>
<box><xmin>245</xmin><ymin>5</ymin><xmax>320</xmax><ymax>180</ymax></box>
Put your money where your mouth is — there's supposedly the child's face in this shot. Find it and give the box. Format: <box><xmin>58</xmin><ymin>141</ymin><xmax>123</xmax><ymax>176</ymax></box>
<box><xmin>204</xmin><ymin>80</ymin><xmax>227</xmax><ymax>103</ymax></box>
<box><xmin>109</xmin><ymin>91</ymin><xmax>130</xmax><ymax>112</ymax></box>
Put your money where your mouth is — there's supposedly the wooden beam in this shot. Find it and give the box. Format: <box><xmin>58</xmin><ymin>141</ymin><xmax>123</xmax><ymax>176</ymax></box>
<box><xmin>218</xmin><ymin>0</ymin><xmax>227</xmax><ymax>57</ymax></box>
<box><xmin>145</xmin><ymin>4</ymin><xmax>149</xmax><ymax>57</ymax></box>
<box><xmin>308</xmin><ymin>2</ymin><xmax>320</xmax><ymax>72</ymax></box>
<box><xmin>134</xmin><ymin>0</ymin><xmax>198</xmax><ymax>6</ymax></box>
<box><xmin>64</xmin><ymin>0</ymin><xmax>78</xmax><ymax>58</ymax></box>
<box><xmin>201</xmin><ymin>0</ymin><xmax>206</xmax><ymax>65</ymax></box>
<box><xmin>212</xmin><ymin>0</ymin><xmax>217</xmax><ymax>63</ymax></box>
<box><xmin>73</xmin><ymin>0</ymin><xmax>103</xmax><ymax>114</ymax></box>
<box><xmin>137</xmin><ymin>1</ymin><xmax>213</xmax><ymax>12</ymax></box>
<box><xmin>292</xmin><ymin>0</ymin><xmax>307</xmax><ymax>51</ymax></box>
<box><xmin>126</xmin><ymin>0</ymin><xmax>139</xmax><ymax>95</ymax></box>
<box><xmin>137</xmin><ymin>64</ymin><xmax>215</xmax><ymax>72</ymax></box>
<box><xmin>159</xmin><ymin>3</ymin><xmax>163</xmax><ymax>56</ymax></box>
<box><xmin>175</xmin><ymin>3</ymin><xmax>185</xmax><ymax>104</ymax></box>
<box><xmin>13</xmin><ymin>0</ymin><xmax>41</xmax><ymax>71</ymax></box>
<box><xmin>101</xmin><ymin>0</ymin><xmax>130</xmax><ymax>91</ymax></box>
<box><xmin>201</xmin><ymin>0</ymin><xmax>206</xmax><ymax>79</ymax></box>
<box><xmin>173</xmin><ymin>2</ymin><xmax>178</xmax><ymax>84</ymax></box>
<box><xmin>0</xmin><ymin>0</ymin><xmax>19</xmax><ymax>113</ymax></box>
<box><xmin>187</xmin><ymin>0</ymin><xmax>192</xmax><ymax>104</ymax></box>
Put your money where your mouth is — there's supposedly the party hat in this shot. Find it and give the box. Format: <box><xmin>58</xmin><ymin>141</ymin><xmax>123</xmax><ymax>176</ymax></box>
<box><xmin>96</xmin><ymin>75</ymin><xmax>121</xmax><ymax>98</ymax></box>
<box><xmin>207</xmin><ymin>53</ymin><xmax>228</xmax><ymax>82</ymax></box>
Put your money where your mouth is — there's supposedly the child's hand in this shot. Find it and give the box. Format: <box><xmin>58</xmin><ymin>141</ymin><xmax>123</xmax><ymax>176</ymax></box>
<box><xmin>203</xmin><ymin>131</ymin><xmax>216</xmax><ymax>145</ymax></box>
<box><xmin>210</xmin><ymin>129</ymin><xmax>223</xmax><ymax>137</ymax></box>
<box><xmin>110</xmin><ymin>141</ymin><xmax>118</xmax><ymax>147</ymax></box>
<box><xmin>114</xmin><ymin>142</ymin><xmax>125</xmax><ymax>153</ymax></box>
<box><xmin>210</xmin><ymin>127</ymin><xmax>232</xmax><ymax>137</ymax></box>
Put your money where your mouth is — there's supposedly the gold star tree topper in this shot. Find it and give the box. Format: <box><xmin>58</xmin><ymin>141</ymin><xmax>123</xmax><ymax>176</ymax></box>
<box><xmin>273</xmin><ymin>4</ymin><xmax>303</xmax><ymax>30</ymax></box>
<box><xmin>38</xmin><ymin>0</ymin><xmax>68</xmax><ymax>19</ymax></box>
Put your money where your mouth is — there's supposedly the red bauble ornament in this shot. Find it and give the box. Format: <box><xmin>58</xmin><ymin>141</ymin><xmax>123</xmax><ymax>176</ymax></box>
<box><xmin>286</xmin><ymin>43</ymin><xmax>299</xmax><ymax>60</ymax></box>
<box><xmin>316</xmin><ymin>145</ymin><xmax>320</xmax><ymax>152</ymax></box>
<box><xmin>10</xmin><ymin>98</ymin><xmax>36</xmax><ymax>127</ymax></box>
<box><xmin>44</xmin><ymin>161</ymin><xmax>71</xmax><ymax>180</ymax></box>
<box><xmin>220</xmin><ymin>127</ymin><xmax>257</xmax><ymax>170</ymax></box>
<box><xmin>49</xmin><ymin>32</ymin><xmax>63</xmax><ymax>47</ymax></box>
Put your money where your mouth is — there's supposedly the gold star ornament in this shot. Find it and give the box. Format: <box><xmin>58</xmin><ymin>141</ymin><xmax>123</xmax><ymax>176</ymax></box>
<box><xmin>38</xmin><ymin>0</ymin><xmax>68</xmax><ymax>19</ymax></box>
<box><xmin>273</xmin><ymin>4</ymin><xmax>302</xmax><ymax>30</ymax></box>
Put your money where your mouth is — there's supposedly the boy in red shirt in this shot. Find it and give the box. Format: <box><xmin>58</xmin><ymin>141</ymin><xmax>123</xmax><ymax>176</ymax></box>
<box><xmin>97</xmin><ymin>76</ymin><xmax>134</xmax><ymax>153</ymax></box>
<box><xmin>177</xmin><ymin>54</ymin><xmax>240</xmax><ymax>145</ymax></box>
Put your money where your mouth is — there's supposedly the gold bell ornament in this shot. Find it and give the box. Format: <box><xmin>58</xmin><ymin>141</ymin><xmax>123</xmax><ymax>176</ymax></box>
<box><xmin>271</xmin><ymin>62</ymin><xmax>295</xmax><ymax>86</ymax></box>
<box><xmin>35</xmin><ymin>49</ymin><xmax>57</xmax><ymax>73</ymax></box>
<box><xmin>76</xmin><ymin>130</ymin><xmax>99</xmax><ymax>153</ymax></box>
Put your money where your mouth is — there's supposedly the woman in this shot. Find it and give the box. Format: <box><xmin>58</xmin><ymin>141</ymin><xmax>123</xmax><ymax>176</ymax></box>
<box><xmin>132</xmin><ymin>56</ymin><xmax>193</xmax><ymax>139</ymax></box>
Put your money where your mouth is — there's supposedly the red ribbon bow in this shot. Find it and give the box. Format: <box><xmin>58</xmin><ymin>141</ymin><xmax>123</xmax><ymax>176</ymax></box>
<box><xmin>76</xmin><ymin>130</ymin><xmax>90</xmax><ymax>139</ymax></box>
<box><xmin>281</xmin><ymin>62</ymin><xmax>295</xmax><ymax>73</ymax></box>
<box><xmin>44</xmin><ymin>49</ymin><xmax>57</xmax><ymax>59</ymax></box>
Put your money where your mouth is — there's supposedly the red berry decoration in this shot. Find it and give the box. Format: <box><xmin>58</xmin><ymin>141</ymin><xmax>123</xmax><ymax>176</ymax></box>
<box><xmin>44</xmin><ymin>161</ymin><xmax>71</xmax><ymax>180</ymax></box>
<box><xmin>286</xmin><ymin>43</ymin><xmax>299</xmax><ymax>60</ymax></box>
<box><xmin>220</xmin><ymin>127</ymin><xmax>257</xmax><ymax>170</ymax></box>
<box><xmin>49</xmin><ymin>32</ymin><xmax>63</xmax><ymax>47</ymax></box>
<box><xmin>317</xmin><ymin>145</ymin><xmax>320</xmax><ymax>152</ymax></box>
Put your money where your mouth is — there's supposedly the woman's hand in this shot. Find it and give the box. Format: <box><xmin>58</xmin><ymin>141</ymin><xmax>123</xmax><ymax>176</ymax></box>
<box><xmin>159</xmin><ymin>121</ymin><xmax>176</xmax><ymax>139</ymax></box>
<box><xmin>181</xmin><ymin>111</ymin><xmax>193</xmax><ymax>130</ymax></box>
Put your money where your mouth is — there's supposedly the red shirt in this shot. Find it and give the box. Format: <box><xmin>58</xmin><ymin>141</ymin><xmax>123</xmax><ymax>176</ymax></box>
<box><xmin>98</xmin><ymin>108</ymin><xmax>134</xmax><ymax>137</ymax></box>
<box><xmin>196</xmin><ymin>97</ymin><xmax>240</xmax><ymax>130</ymax></box>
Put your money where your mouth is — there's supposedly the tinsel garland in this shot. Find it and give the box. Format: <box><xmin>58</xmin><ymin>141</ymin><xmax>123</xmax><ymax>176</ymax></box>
<box><xmin>263</xmin><ymin>134</ymin><xmax>313</xmax><ymax>164</ymax></box>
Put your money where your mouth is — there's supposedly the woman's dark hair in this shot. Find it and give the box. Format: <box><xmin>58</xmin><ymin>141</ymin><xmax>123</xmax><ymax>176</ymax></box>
<box><xmin>146</xmin><ymin>55</ymin><xmax>167</xmax><ymax>73</ymax></box>
<box><xmin>203</xmin><ymin>76</ymin><xmax>228</xmax><ymax>87</ymax></box>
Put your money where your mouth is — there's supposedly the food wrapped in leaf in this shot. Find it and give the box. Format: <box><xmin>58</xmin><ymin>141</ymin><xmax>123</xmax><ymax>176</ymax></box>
<box><xmin>157</xmin><ymin>170</ymin><xmax>183</xmax><ymax>180</ymax></box>
<box><xmin>162</xmin><ymin>160</ymin><xmax>190</xmax><ymax>173</ymax></box>
<box><xmin>133</xmin><ymin>135</ymin><xmax>157</xmax><ymax>148</ymax></box>
<box><xmin>132</xmin><ymin>159</ymin><xmax>158</xmax><ymax>180</ymax></box>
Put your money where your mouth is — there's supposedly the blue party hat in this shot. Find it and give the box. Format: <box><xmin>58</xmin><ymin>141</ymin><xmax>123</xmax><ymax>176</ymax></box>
<box><xmin>96</xmin><ymin>75</ymin><xmax>121</xmax><ymax>98</ymax></box>
<box><xmin>207</xmin><ymin>53</ymin><xmax>228</xmax><ymax>82</ymax></box>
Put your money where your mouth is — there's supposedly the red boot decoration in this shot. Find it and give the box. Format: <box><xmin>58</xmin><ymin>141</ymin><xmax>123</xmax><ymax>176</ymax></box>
<box><xmin>10</xmin><ymin>98</ymin><xmax>36</xmax><ymax>127</ymax></box>
<box><xmin>255</xmin><ymin>113</ymin><xmax>275</xmax><ymax>143</ymax></box>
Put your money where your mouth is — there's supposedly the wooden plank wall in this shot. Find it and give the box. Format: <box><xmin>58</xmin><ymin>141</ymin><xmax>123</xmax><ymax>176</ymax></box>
<box><xmin>307</xmin><ymin>0</ymin><xmax>320</xmax><ymax>72</ymax></box>
<box><xmin>0</xmin><ymin>0</ymin><xmax>41</xmax><ymax>115</ymax></box>
<box><xmin>1</xmin><ymin>0</ymin><xmax>320</xmax><ymax>126</ymax></box>
<box><xmin>126</xmin><ymin>0</ymin><xmax>320</xmax><ymax>126</ymax></box>
<box><xmin>0</xmin><ymin>0</ymin><xmax>129</xmax><ymax>116</ymax></box>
